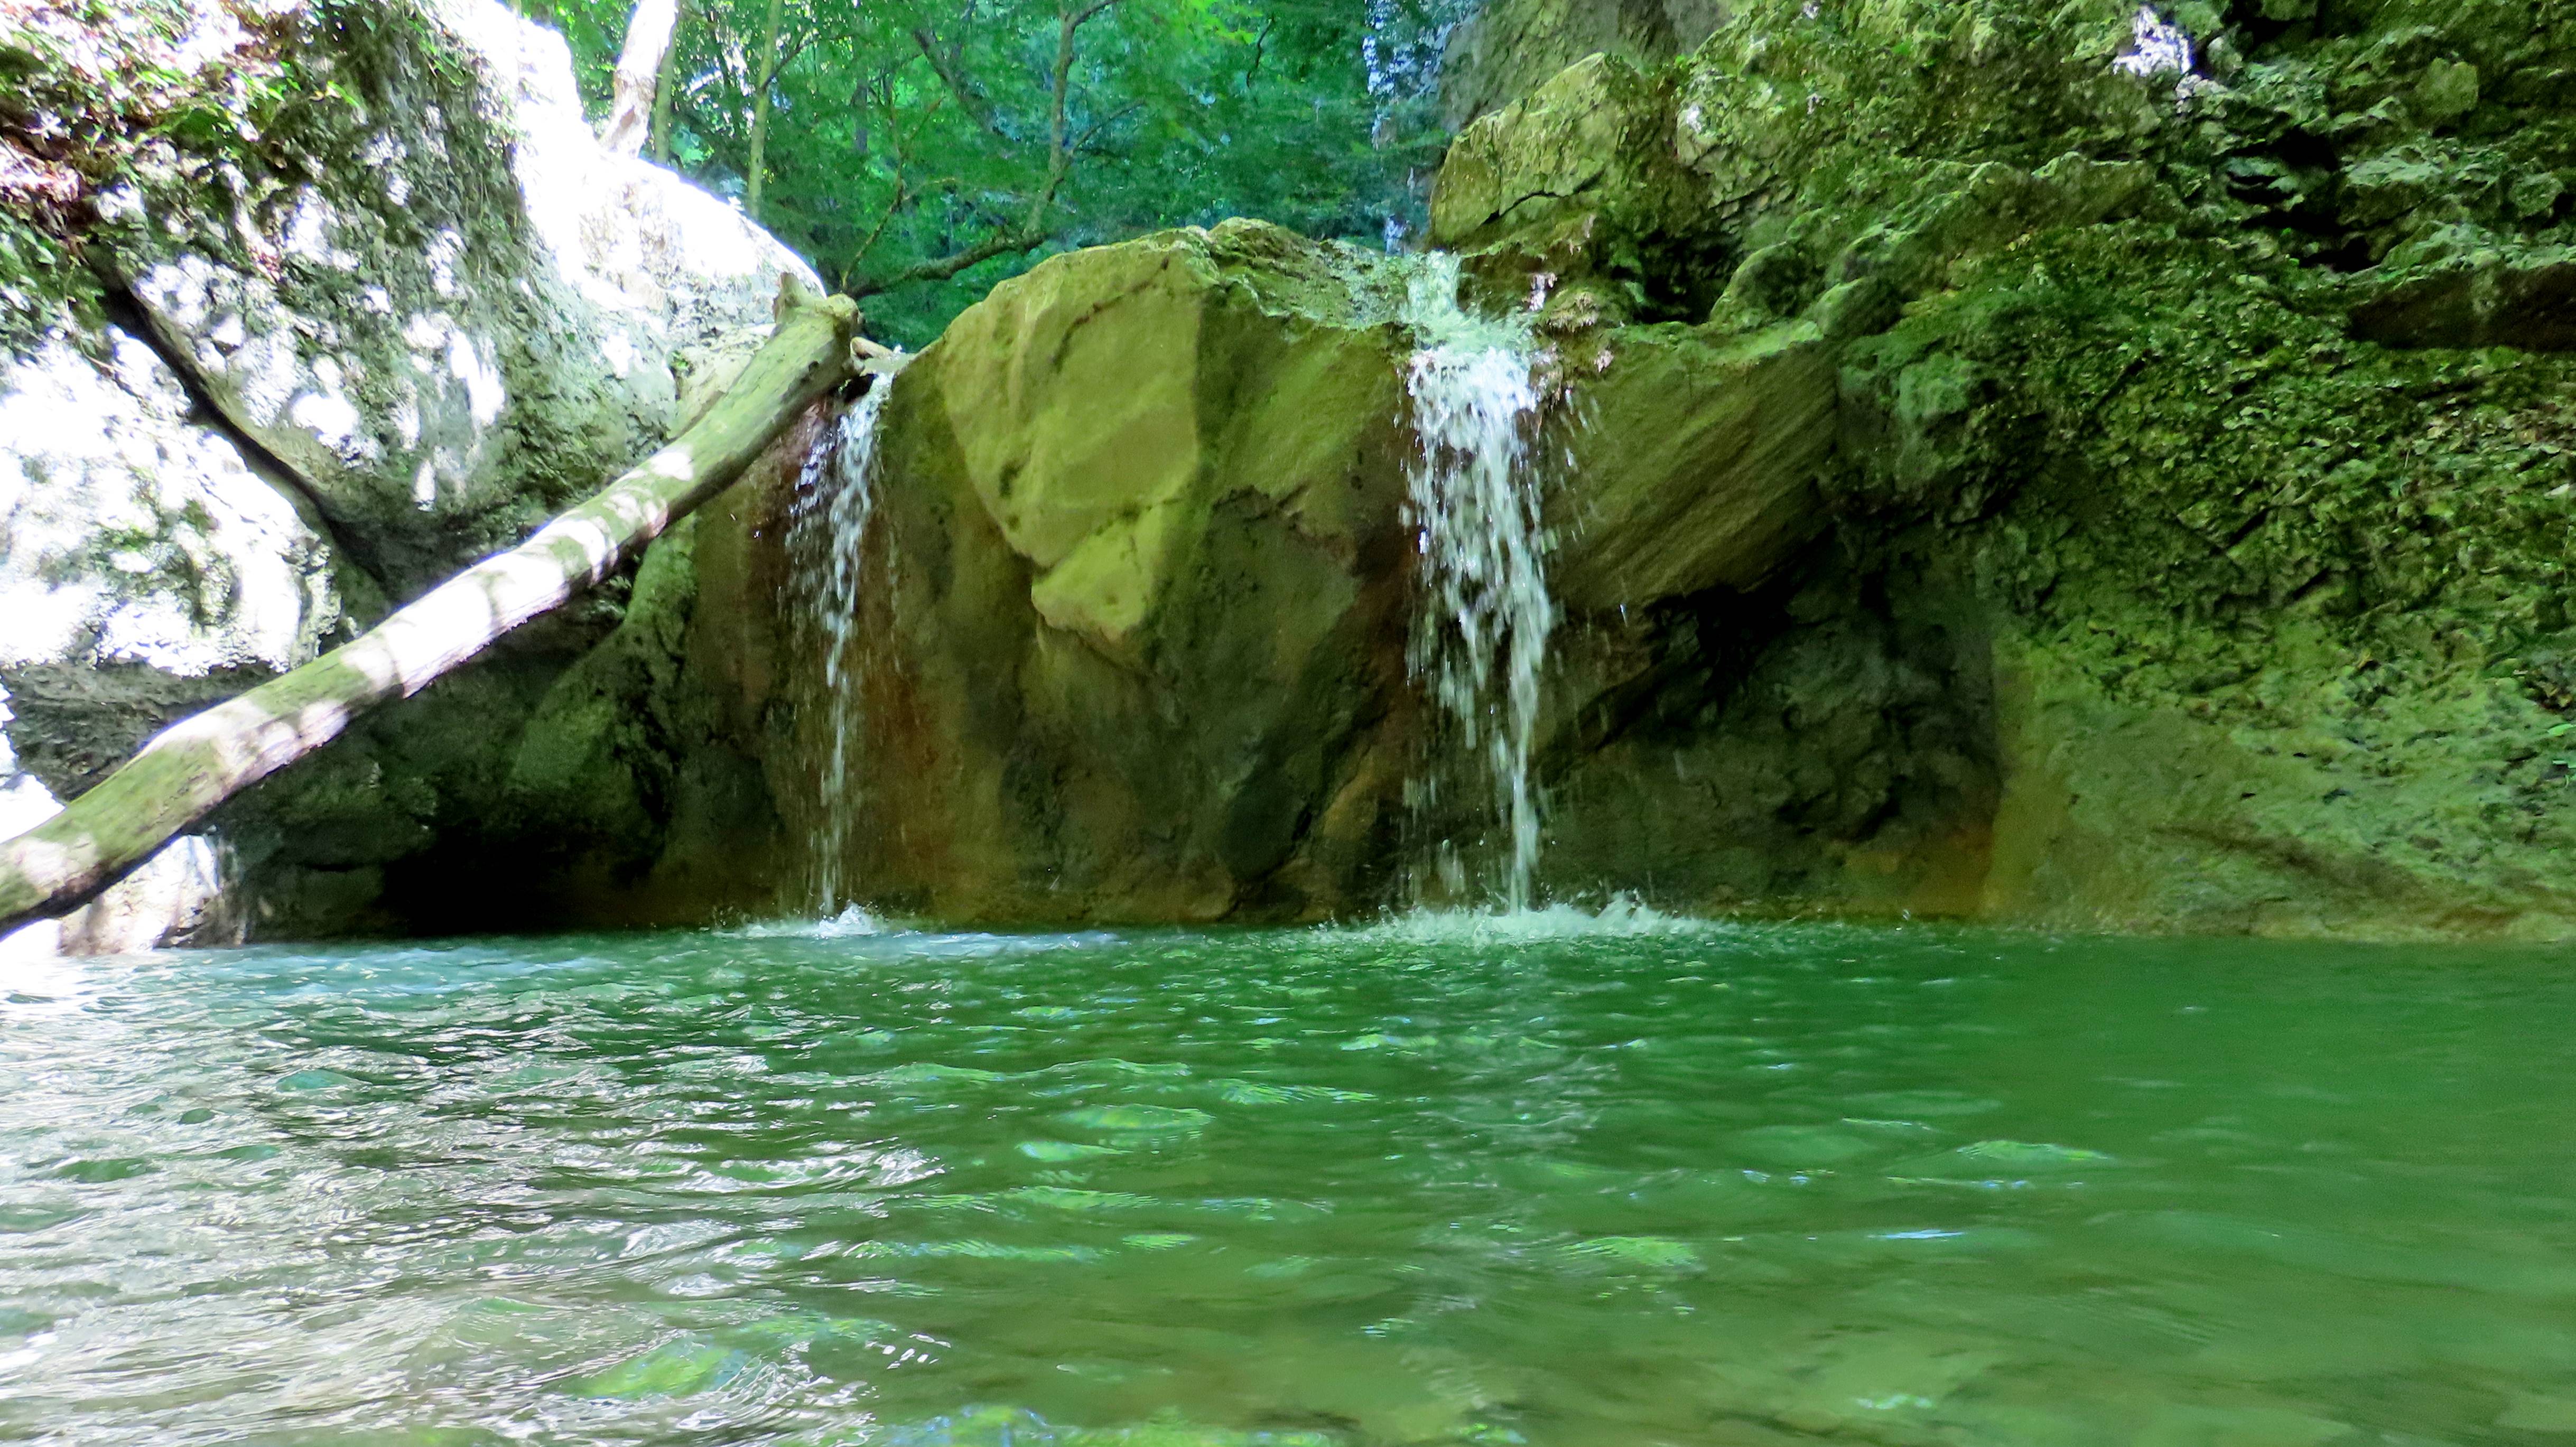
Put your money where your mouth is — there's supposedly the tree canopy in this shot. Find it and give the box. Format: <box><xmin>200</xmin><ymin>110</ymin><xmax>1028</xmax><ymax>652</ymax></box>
<box><xmin>529</xmin><ymin>0</ymin><xmax>1463</xmax><ymax>344</ymax></box>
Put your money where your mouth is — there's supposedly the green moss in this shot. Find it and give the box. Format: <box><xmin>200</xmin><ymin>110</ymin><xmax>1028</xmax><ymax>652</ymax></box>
<box><xmin>1456</xmin><ymin>0</ymin><xmax>2576</xmax><ymax>931</ymax></box>
<box><xmin>2</xmin><ymin>0</ymin><xmax>504</xmax><ymax>358</ymax></box>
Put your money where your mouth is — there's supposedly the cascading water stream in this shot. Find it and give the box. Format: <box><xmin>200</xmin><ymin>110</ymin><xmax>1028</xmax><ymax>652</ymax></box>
<box><xmin>786</xmin><ymin>370</ymin><xmax>900</xmax><ymax>914</ymax></box>
<box><xmin>1400</xmin><ymin>253</ymin><xmax>1554</xmax><ymax>912</ymax></box>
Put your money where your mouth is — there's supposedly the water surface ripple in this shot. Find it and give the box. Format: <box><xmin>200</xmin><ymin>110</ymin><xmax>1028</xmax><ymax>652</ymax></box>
<box><xmin>4</xmin><ymin>921</ymin><xmax>2575</xmax><ymax>1444</ymax></box>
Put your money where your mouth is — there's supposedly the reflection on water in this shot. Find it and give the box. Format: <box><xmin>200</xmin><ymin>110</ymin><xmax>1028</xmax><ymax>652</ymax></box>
<box><xmin>4</xmin><ymin>919</ymin><xmax>2576</xmax><ymax>1443</ymax></box>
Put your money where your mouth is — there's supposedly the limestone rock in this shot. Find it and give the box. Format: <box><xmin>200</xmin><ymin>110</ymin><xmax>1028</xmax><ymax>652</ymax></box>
<box><xmin>1429</xmin><ymin>53</ymin><xmax>1696</xmax><ymax>269</ymax></box>
<box><xmin>102</xmin><ymin>0</ymin><xmax>814</xmax><ymax>597</ymax></box>
<box><xmin>1432</xmin><ymin>0</ymin><xmax>2576</xmax><ymax>937</ymax></box>
<box><xmin>0</xmin><ymin>329</ymin><xmax>349</xmax><ymax>957</ymax></box>
<box><xmin>2348</xmin><ymin>251</ymin><xmax>2576</xmax><ymax>351</ymax></box>
<box><xmin>1</xmin><ymin>0</ymin><xmax>817</xmax><ymax>949</ymax></box>
<box><xmin>718</xmin><ymin>221</ymin><xmax>1418</xmax><ymax>922</ymax></box>
<box><xmin>1549</xmin><ymin>320</ymin><xmax>1836</xmax><ymax>613</ymax></box>
<box><xmin>1439</xmin><ymin>0</ymin><xmax>1726</xmax><ymax>130</ymax></box>
<box><xmin>0</xmin><ymin>331</ymin><xmax>348</xmax><ymax>695</ymax></box>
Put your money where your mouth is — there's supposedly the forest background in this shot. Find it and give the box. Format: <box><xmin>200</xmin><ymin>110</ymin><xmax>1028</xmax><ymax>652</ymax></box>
<box><xmin>536</xmin><ymin>0</ymin><xmax>1463</xmax><ymax>343</ymax></box>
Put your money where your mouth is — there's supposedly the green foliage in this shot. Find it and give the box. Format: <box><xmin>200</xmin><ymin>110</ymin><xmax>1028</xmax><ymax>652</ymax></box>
<box><xmin>535</xmin><ymin>0</ymin><xmax>1459</xmax><ymax>344</ymax></box>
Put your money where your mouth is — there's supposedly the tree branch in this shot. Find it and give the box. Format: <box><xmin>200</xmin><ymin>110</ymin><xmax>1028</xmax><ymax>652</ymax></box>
<box><xmin>849</xmin><ymin>0</ymin><xmax>1128</xmax><ymax>300</ymax></box>
<box><xmin>1027</xmin><ymin>0</ymin><xmax>1127</xmax><ymax>233</ymax></box>
<box><xmin>850</xmin><ymin>226</ymin><xmax>1041</xmax><ymax>297</ymax></box>
<box><xmin>909</xmin><ymin>23</ymin><xmax>1008</xmax><ymax>141</ymax></box>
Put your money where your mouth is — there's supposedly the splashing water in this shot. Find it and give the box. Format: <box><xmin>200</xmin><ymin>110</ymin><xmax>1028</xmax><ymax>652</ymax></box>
<box><xmin>1400</xmin><ymin>253</ymin><xmax>1553</xmax><ymax>911</ymax></box>
<box><xmin>1341</xmin><ymin>894</ymin><xmax>1715</xmax><ymax>945</ymax></box>
<box><xmin>787</xmin><ymin>375</ymin><xmax>898</xmax><ymax>912</ymax></box>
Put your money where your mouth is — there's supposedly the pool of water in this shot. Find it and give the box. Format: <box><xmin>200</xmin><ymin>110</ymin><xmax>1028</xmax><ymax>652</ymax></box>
<box><xmin>5</xmin><ymin>911</ymin><xmax>2576</xmax><ymax>1444</ymax></box>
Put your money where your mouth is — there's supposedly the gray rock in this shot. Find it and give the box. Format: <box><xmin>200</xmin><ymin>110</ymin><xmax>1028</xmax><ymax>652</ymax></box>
<box><xmin>2</xmin><ymin>0</ymin><xmax>821</xmax><ymax>955</ymax></box>
<box><xmin>1440</xmin><ymin>0</ymin><xmax>1726</xmax><ymax>130</ymax></box>
<box><xmin>102</xmin><ymin>0</ymin><xmax>815</xmax><ymax>598</ymax></box>
<box><xmin>0</xmin><ymin>330</ymin><xmax>338</xmax><ymax>958</ymax></box>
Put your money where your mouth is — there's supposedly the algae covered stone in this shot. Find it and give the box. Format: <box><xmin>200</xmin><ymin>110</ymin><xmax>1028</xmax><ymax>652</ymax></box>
<box><xmin>723</xmin><ymin>220</ymin><xmax>1421</xmax><ymax>924</ymax></box>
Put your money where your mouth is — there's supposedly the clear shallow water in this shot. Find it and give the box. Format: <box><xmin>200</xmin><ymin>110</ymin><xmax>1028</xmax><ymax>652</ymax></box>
<box><xmin>6</xmin><ymin>918</ymin><xmax>2576</xmax><ymax>1445</ymax></box>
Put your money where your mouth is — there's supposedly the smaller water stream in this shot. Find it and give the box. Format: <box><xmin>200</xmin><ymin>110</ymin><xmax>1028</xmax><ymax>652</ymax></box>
<box><xmin>1399</xmin><ymin>254</ymin><xmax>1553</xmax><ymax>911</ymax></box>
<box><xmin>786</xmin><ymin>374</ymin><xmax>900</xmax><ymax>913</ymax></box>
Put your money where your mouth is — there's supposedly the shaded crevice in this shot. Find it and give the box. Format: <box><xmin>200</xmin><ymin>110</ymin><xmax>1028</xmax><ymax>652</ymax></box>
<box><xmin>94</xmin><ymin>281</ymin><xmax>397</xmax><ymax>607</ymax></box>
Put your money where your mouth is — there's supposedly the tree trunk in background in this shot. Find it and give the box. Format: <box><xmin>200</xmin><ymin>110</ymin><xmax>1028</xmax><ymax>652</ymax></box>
<box><xmin>602</xmin><ymin>0</ymin><xmax>680</xmax><ymax>157</ymax></box>
<box><xmin>745</xmin><ymin>0</ymin><xmax>785</xmax><ymax>221</ymax></box>
<box><xmin>649</xmin><ymin>3</ymin><xmax>683</xmax><ymax>163</ymax></box>
<box><xmin>0</xmin><ymin>286</ymin><xmax>864</xmax><ymax>939</ymax></box>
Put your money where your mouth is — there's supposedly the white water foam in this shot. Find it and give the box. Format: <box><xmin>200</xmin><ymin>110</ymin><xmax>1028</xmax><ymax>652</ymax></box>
<box><xmin>1399</xmin><ymin>253</ymin><xmax>1554</xmax><ymax>911</ymax></box>
<box><xmin>731</xmin><ymin>903</ymin><xmax>890</xmax><ymax>940</ymax></box>
<box><xmin>1337</xmin><ymin>895</ymin><xmax>1722</xmax><ymax>945</ymax></box>
<box><xmin>787</xmin><ymin>372</ymin><xmax>900</xmax><ymax>912</ymax></box>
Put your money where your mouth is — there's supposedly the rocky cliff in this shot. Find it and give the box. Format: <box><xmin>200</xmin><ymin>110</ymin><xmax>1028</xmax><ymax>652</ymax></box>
<box><xmin>1446</xmin><ymin>0</ymin><xmax>2576</xmax><ymax>936</ymax></box>
<box><xmin>15</xmin><ymin>0</ymin><xmax>2575</xmax><ymax>947</ymax></box>
<box><xmin>698</xmin><ymin>0</ymin><xmax>2576</xmax><ymax>938</ymax></box>
<box><xmin>1</xmin><ymin>0</ymin><xmax>811</xmax><ymax>955</ymax></box>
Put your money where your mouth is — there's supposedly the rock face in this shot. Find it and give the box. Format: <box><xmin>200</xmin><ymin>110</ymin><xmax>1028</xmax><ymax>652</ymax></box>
<box><xmin>712</xmin><ymin>222</ymin><xmax>1424</xmax><ymax>922</ymax></box>
<box><xmin>2</xmin><ymin>0</ymin><xmax>811</xmax><ymax>953</ymax></box>
<box><xmin>0</xmin><ymin>328</ymin><xmax>338</xmax><ymax>958</ymax></box>
<box><xmin>1412</xmin><ymin>0</ymin><xmax>2576</xmax><ymax>936</ymax></box>
<box><xmin>693</xmin><ymin>0</ymin><xmax>2576</xmax><ymax>939</ymax></box>
<box><xmin>102</xmin><ymin>0</ymin><xmax>810</xmax><ymax>597</ymax></box>
<box><xmin>1439</xmin><ymin>0</ymin><xmax>1726</xmax><ymax>131</ymax></box>
<box><xmin>18</xmin><ymin>0</ymin><xmax>2576</xmax><ymax>946</ymax></box>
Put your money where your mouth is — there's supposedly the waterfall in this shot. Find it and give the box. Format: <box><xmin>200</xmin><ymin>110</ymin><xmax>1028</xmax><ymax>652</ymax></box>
<box><xmin>787</xmin><ymin>374</ymin><xmax>898</xmax><ymax>913</ymax></box>
<box><xmin>1400</xmin><ymin>253</ymin><xmax>1554</xmax><ymax>911</ymax></box>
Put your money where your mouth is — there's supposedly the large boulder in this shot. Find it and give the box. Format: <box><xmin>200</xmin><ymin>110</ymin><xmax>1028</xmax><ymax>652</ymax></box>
<box><xmin>1</xmin><ymin>0</ymin><xmax>813</xmax><ymax>954</ymax></box>
<box><xmin>665</xmin><ymin>216</ymin><xmax>1861</xmax><ymax>925</ymax></box>
<box><xmin>1429</xmin><ymin>0</ymin><xmax>2576</xmax><ymax>936</ymax></box>
<box><xmin>100</xmin><ymin>0</ymin><xmax>812</xmax><ymax>597</ymax></box>
<box><xmin>0</xmin><ymin>328</ymin><xmax>349</xmax><ymax>959</ymax></box>
<box><xmin>727</xmin><ymin>221</ymin><xmax>1421</xmax><ymax>922</ymax></box>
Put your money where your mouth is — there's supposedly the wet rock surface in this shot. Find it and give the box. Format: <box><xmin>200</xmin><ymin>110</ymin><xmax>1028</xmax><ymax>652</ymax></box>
<box><xmin>706</xmin><ymin>222</ymin><xmax>1424</xmax><ymax>923</ymax></box>
<box><xmin>16</xmin><ymin>0</ymin><xmax>2576</xmax><ymax>945</ymax></box>
<box><xmin>1413</xmin><ymin>0</ymin><xmax>2576</xmax><ymax>934</ymax></box>
<box><xmin>700</xmin><ymin>0</ymin><xmax>2576</xmax><ymax>936</ymax></box>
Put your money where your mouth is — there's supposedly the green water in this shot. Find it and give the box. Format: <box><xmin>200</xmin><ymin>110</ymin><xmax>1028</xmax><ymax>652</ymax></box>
<box><xmin>6</xmin><ymin>912</ymin><xmax>2576</xmax><ymax>1444</ymax></box>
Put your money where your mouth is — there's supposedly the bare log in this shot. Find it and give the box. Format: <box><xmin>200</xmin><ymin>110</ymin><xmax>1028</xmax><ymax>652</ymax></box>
<box><xmin>0</xmin><ymin>285</ymin><xmax>863</xmax><ymax>936</ymax></box>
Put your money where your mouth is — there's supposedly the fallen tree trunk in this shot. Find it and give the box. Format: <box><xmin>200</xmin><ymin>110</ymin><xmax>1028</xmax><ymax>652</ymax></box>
<box><xmin>0</xmin><ymin>284</ymin><xmax>864</xmax><ymax>937</ymax></box>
